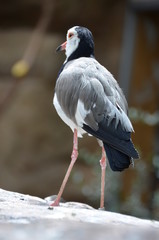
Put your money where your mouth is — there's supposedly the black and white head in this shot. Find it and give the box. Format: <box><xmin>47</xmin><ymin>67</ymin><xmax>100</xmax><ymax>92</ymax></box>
<box><xmin>56</xmin><ymin>26</ymin><xmax>95</xmax><ymax>62</ymax></box>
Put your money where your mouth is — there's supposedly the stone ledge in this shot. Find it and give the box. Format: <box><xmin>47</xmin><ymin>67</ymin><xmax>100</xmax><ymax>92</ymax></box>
<box><xmin>0</xmin><ymin>188</ymin><xmax>159</xmax><ymax>240</ymax></box>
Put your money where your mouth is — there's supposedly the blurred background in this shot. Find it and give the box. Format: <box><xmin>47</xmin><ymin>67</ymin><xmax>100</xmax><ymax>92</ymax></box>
<box><xmin>0</xmin><ymin>0</ymin><xmax>159</xmax><ymax>220</ymax></box>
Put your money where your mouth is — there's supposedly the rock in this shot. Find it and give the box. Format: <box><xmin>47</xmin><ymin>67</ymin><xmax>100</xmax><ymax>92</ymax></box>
<box><xmin>0</xmin><ymin>188</ymin><xmax>159</xmax><ymax>240</ymax></box>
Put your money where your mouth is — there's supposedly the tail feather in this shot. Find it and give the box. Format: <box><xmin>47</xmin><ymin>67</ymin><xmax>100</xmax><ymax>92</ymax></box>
<box><xmin>82</xmin><ymin>117</ymin><xmax>139</xmax><ymax>172</ymax></box>
<box><xmin>104</xmin><ymin>143</ymin><xmax>131</xmax><ymax>171</ymax></box>
<box><xmin>83</xmin><ymin>122</ymin><xmax>139</xmax><ymax>159</ymax></box>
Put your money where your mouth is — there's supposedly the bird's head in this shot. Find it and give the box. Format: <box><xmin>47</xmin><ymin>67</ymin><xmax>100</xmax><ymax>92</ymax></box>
<box><xmin>56</xmin><ymin>26</ymin><xmax>95</xmax><ymax>62</ymax></box>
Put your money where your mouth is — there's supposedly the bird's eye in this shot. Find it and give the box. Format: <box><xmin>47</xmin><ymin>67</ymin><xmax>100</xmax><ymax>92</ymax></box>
<box><xmin>68</xmin><ymin>32</ymin><xmax>74</xmax><ymax>38</ymax></box>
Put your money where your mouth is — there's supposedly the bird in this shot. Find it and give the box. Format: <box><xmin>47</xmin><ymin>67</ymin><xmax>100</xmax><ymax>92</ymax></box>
<box><xmin>51</xmin><ymin>26</ymin><xmax>139</xmax><ymax>209</ymax></box>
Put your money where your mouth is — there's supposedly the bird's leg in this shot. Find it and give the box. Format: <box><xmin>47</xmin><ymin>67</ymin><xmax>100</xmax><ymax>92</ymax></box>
<box><xmin>50</xmin><ymin>129</ymin><xmax>78</xmax><ymax>206</ymax></box>
<box><xmin>99</xmin><ymin>146</ymin><xmax>107</xmax><ymax>210</ymax></box>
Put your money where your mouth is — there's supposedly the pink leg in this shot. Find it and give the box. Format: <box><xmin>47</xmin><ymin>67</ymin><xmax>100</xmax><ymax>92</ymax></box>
<box><xmin>99</xmin><ymin>146</ymin><xmax>107</xmax><ymax>210</ymax></box>
<box><xmin>50</xmin><ymin>129</ymin><xmax>78</xmax><ymax>206</ymax></box>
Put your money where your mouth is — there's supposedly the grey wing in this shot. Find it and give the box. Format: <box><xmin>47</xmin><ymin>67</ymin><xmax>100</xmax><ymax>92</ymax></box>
<box><xmin>75</xmin><ymin>61</ymin><xmax>133</xmax><ymax>132</ymax></box>
<box><xmin>90</xmin><ymin>61</ymin><xmax>128</xmax><ymax>114</ymax></box>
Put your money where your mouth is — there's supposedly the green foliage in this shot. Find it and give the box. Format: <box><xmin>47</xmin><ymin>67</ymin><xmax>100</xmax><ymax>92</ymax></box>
<box><xmin>129</xmin><ymin>107</ymin><xmax>159</xmax><ymax>126</ymax></box>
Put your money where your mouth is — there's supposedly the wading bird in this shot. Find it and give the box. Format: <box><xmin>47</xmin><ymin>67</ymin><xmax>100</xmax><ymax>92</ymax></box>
<box><xmin>51</xmin><ymin>26</ymin><xmax>139</xmax><ymax>209</ymax></box>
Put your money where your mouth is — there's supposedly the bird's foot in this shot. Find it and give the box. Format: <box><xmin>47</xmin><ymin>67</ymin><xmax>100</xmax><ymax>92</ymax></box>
<box><xmin>98</xmin><ymin>207</ymin><xmax>105</xmax><ymax>211</ymax></box>
<box><xmin>49</xmin><ymin>198</ymin><xmax>60</xmax><ymax>208</ymax></box>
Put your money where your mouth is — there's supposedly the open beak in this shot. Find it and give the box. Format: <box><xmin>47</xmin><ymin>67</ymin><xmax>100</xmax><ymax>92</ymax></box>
<box><xmin>56</xmin><ymin>41</ymin><xmax>67</xmax><ymax>52</ymax></box>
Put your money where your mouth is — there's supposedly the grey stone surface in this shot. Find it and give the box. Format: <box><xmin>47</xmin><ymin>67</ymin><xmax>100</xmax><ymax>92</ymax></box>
<box><xmin>0</xmin><ymin>188</ymin><xmax>159</xmax><ymax>240</ymax></box>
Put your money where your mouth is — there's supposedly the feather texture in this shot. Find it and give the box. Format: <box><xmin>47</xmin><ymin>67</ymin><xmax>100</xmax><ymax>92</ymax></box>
<box><xmin>54</xmin><ymin>37</ymin><xmax>139</xmax><ymax>171</ymax></box>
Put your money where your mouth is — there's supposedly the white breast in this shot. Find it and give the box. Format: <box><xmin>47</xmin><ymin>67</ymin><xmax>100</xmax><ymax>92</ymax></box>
<box><xmin>53</xmin><ymin>93</ymin><xmax>86</xmax><ymax>137</ymax></box>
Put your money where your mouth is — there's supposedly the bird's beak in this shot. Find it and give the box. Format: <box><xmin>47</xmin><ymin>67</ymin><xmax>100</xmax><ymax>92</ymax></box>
<box><xmin>56</xmin><ymin>41</ymin><xmax>67</xmax><ymax>52</ymax></box>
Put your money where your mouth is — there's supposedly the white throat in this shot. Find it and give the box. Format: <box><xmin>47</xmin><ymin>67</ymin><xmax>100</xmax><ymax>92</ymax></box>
<box><xmin>65</xmin><ymin>26</ymin><xmax>80</xmax><ymax>62</ymax></box>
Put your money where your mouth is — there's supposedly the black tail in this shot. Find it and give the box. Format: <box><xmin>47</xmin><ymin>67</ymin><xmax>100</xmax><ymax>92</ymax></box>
<box><xmin>83</xmin><ymin>117</ymin><xmax>139</xmax><ymax>172</ymax></box>
<box><xmin>104</xmin><ymin>143</ymin><xmax>132</xmax><ymax>171</ymax></box>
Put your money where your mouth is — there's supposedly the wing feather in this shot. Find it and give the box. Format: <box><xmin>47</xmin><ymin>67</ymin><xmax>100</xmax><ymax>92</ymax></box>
<box><xmin>56</xmin><ymin>57</ymin><xmax>133</xmax><ymax>133</ymax></box>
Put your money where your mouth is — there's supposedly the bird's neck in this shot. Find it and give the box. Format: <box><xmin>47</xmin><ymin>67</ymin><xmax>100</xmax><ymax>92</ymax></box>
<box><xmin>65</xmin><ymin>41</ymin><xmax>95</xmax><ymax>63</ymax></box>
<box><xmin>57</xmin><ymin>45</ymin><xmax>95</xmax><ymax>77</ymax></box>
<box><xmin>66</xmin><ymin>52</ymin><xmax>94</xmax><ymax>63</ymax></box>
